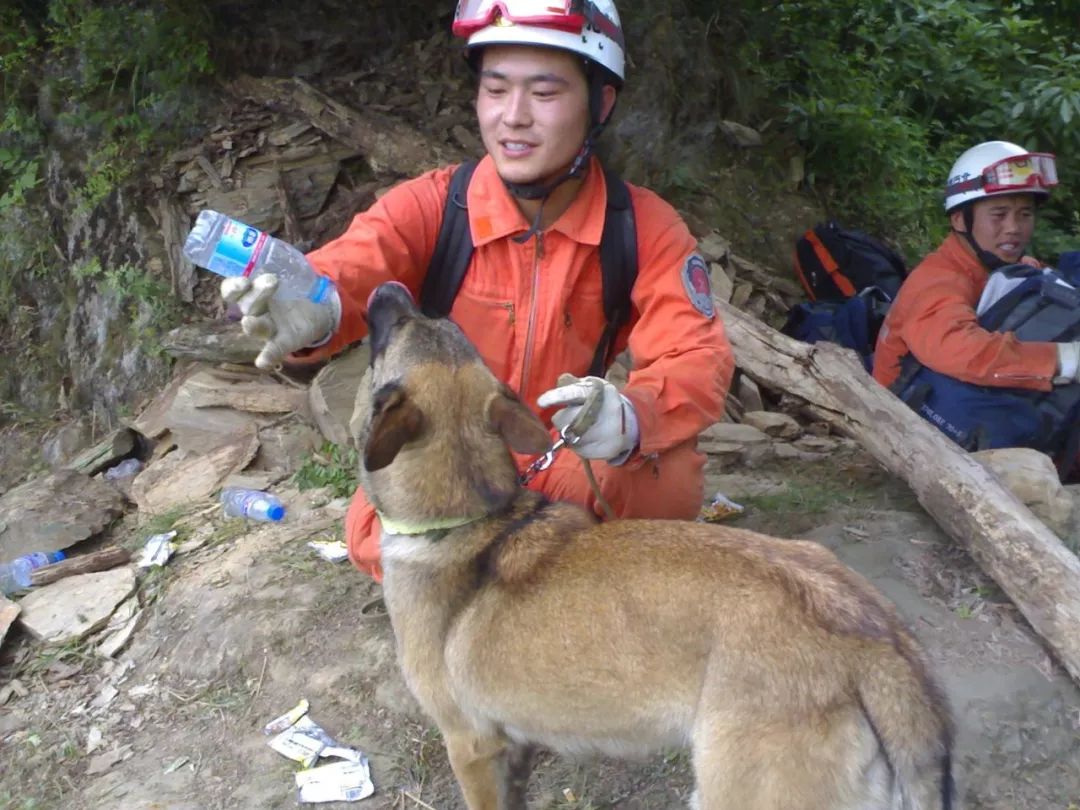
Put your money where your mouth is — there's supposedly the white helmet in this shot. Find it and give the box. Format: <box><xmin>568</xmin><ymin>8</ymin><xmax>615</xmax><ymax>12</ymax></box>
<box><xmin>452</xmin><ymin>0</ymin><xmax>625</xmax><ymax>84</ymax></box>
<box><xmin>944</xmin><ymin>140</ymin><xmax>1057</xmax><ymax>213</ymax></box>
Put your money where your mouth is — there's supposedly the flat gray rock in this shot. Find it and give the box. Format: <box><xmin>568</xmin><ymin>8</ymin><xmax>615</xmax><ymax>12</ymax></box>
<box><xmin>0</xmin><ymin>469</ymin><xmax>126</xmax><ymax>559</ymax></box>
<box><xmin>17</xmin><ymin>567</ymin><xmax>137</xmax><ymax>644</ymax></box>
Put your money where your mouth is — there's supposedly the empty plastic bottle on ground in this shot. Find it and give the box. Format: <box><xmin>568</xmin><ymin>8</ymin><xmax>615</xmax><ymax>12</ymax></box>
<box><xmin>0</xmin><ymin>551</ymin><xmax>66</xmax><ymax>596</ymax></box>
<box><xmin>182</xmin><ymin>210</ymin><xmax>334</xmax><ymax>304</ymax></box>
<box><xmin>220</xmin><ymin>487</ymin><xmax>286</xmax><ymax>522</ymax></box>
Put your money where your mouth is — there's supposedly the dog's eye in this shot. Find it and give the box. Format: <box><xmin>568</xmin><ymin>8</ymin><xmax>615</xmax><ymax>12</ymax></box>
<box><xmin>395</xmin><ymin>316</ymin><xmax>409</xmax><ymax>329</ymax></box>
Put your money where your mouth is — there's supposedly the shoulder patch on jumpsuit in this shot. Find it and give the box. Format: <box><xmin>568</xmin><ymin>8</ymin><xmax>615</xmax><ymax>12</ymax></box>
<box><xmin>681</xmin><ymin>253</ymin><xmax>715</xmax><ymax>319</ymax></box>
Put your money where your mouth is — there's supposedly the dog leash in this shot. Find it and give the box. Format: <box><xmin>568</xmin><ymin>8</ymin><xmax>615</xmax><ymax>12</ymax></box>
<box><xmin>520</xmin><ymin>375</ymin><xmax>604</xmax><ymax>485</ymax></box>
<box><xmin>519</xmin><ymin>430</ymin><xmax>617</xmax><ymax>521</ymax></box>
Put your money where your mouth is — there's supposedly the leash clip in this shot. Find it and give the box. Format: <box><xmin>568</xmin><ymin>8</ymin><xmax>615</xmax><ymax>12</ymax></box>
<box><xmin>519</xmin><ymin>433</ymin><xmax>567</xmax><ymax>484</ymax></box>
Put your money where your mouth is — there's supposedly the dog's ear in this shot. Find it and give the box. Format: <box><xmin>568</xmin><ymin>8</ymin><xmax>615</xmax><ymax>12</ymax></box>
<box><xmin>487</xmin><ymin>388</ymin><xmax>552</xmax><ymax>454</ymax></box>
<box><xmin>364</xmin><ymin>383</ymin><xmax>426</xmax><ymax>471</ymax></box>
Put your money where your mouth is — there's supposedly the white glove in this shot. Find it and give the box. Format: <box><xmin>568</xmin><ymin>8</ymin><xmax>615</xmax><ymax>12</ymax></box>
<box><xmin>1055</xmin><ymin>341</ymin><xmax>1080</xmax><ymax>384</ymax></box>
<box><xmin>537</xmin><ymin>375</ymin><xmax>640</xmax><ymax>464</ymax></box>
<box><xmin>222</xmin><ymin>274</ymin><xmax>341</xmax><ymax>371</ymax></box>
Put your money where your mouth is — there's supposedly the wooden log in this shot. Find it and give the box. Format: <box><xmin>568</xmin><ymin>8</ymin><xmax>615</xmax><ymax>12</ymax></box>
<box><xmin>30</xmin><ymin>547</ymin><xmax>132</xmax><ymax>587</ymax></box>
<box><xmin>717</xmin><ymin>300</ymin><xmax>1080</xmax><ymax>686</ymax></box>
<box><xmin>229</xmin><ymin>75</ymin><xmax>465</xmax><ymax>178</ymax></box>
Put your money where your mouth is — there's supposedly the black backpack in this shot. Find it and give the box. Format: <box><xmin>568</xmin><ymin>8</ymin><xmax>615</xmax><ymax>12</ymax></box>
<box><xmin>419</xmin><ymin>160</ymin><xmax>638</xmax><ymax>377</ymax></box>
<box><xmin>782</xmin><ymin>221</ymin><xmax>908</xmax><ymax>369</ymax></box>
<box><xmin>793</xmin><ymin>220</ymin><xmax>908</xmax><ymax>302</ymax></box>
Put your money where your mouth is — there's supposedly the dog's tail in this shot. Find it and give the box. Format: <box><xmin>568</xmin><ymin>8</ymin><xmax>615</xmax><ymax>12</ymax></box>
<box><xmin>858</xmin><ymin>630</ymin><xmax>955</xmax><ymax>810</ymax></box>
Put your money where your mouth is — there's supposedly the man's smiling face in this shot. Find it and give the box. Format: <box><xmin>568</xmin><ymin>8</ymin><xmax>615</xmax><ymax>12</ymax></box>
<box><xmin>475</xmin><ymin>45</ymin><xmax>591</xmax><ymax>188</ymax></box>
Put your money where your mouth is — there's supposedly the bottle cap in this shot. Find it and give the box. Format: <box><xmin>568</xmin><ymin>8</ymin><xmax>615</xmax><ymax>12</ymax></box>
<box><xmin>267</xmin><ymin>504</ymin><xmax>286</xmax><ymax>521</ymax></box>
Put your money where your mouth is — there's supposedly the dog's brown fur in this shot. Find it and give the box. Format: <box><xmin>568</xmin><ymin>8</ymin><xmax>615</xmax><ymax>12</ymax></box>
<box><xmin>358</xmin><ymin>283</ymin><xmax>954</xmax><ymax>810</ymax></box>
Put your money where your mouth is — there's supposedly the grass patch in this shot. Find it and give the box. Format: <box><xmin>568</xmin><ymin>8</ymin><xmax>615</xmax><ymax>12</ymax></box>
<box><xmin>128</xmin><ymin>505</ymin><xmax>193</xmax><ymax>547</ymax></box>
<box><xmin>738</xmin><ymin>478</ymin><xmax>871</xmax><ymax>515</ymax></box>
<box><xmin>735</xmin><ymin>454</ymin><xmax>921</xmax><ymax>518</ymax></box>
<box><xmin>205</xmin><ymin>517</ymin><xmax>255</xmax><ymax>548</ymax></box>
<box><xmin>19</xmin><ymin>637</ymin><xmax>95</xmax><ymax>680</ymax></box>
<box><xmin>292</xmin><ymin>442</ymin><xmax>359</xmax><ymax>499</ymax></box>
<box><xmin>390</xmin><ymin>721</ymin><xmax>446</xmax><ymax>796</ymax></box>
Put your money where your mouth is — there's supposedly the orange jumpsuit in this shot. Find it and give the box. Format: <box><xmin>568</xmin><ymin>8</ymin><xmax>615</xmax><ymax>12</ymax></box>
<box><xmin>873</xmin><ymin>233</ymin><xmax>1057</xmax><ymax>392</ymax></box>
<box><xmin>303</xmin><ymin>155</ymin><xmax>734</xmax><ymax>581</ymax></box>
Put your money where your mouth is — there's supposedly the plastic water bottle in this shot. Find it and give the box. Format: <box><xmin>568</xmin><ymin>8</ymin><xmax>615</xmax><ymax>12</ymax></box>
<box><xmin>0</xmin><ymin>551</ymin><xmax>66</xmax><ymax>596</ymax></box>
<box><xmin>220</xmin><ymin>487</ymin><xmax>286</xmax><ymax>522</ymax></box>
<box><xmin>182</xmin><ymin>210</ymin><xmax>333</xmax><ymax>304</ymax></box>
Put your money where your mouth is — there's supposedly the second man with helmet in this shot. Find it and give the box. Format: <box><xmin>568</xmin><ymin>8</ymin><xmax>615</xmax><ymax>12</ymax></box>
<box><xmin>873</xmin><ymin>140</ymin><xmax>1070</xmax><ymax>391</ymax></box>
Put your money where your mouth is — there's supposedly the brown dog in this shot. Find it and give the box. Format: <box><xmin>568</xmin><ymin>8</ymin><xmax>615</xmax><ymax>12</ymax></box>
<box><xmin>358</xmin><ymin>282</ymin><xmax>954</xmax><ymax>810</ymax></box>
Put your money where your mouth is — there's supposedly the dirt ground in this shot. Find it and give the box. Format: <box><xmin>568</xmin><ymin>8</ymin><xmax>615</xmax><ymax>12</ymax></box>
<box><xmin>1</xmin><ymin>444</ymin><xmax>1079</xmax><ymax>810</ymax></box>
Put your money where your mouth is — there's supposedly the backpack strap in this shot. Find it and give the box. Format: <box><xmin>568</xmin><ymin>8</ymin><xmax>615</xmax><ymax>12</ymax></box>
<box><xmin>587</xmin><ymin>167</ymin><xmax>638</xmax><ymax>377</ymax></box>
<box><xmin>420</xmin><ymin>160</ymin><xmax>479</xmax><ymax>318</ymax></box>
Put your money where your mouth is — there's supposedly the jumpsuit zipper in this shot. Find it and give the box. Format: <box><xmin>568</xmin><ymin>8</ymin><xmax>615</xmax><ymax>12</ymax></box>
<box><xmin>519</xmin><ymin>232</ymin><xmax>545</xmax><ymax>398</ymax></box>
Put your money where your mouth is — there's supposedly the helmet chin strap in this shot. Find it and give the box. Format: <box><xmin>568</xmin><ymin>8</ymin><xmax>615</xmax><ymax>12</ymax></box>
<box><xmin>953</xmin><ymin>205</ymin><xmax>1007</xmax><ymax>271</ymax></box>
<box><xmin>507</xmin><ymin>133</ymin><xmax>597</xmax><ymax>244</ymax></box>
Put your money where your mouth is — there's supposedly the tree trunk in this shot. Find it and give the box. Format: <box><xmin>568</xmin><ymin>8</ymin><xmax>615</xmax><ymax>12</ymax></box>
<box><xmin>718</xmin><ymin>300</ymin><xmax>1080</xmax><ymax>686</ymax></box>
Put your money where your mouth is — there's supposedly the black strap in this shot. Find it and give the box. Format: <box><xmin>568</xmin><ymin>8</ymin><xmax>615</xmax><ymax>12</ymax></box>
<box><xmin>589</xmin><ymin>167</ymin><xmax>638</xmax><ymax>377</ymax></box>
<box><xmin>421</xmin><ymin>161</ymin><xmax>639</xmax><ymax>378</ymax></box>
<box><xmin>420</xmin><ymin>160</ymin><xmax>479</xmax><ymax>318</ymax></box>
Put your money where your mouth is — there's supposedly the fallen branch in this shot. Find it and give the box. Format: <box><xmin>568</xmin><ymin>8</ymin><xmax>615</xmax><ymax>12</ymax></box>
<box><xmin>30</xmin><ymin>547</ymin><xmax>132</xmax><ymax>587</ymax></box>
<box><xmin>718</xmin><ymin>300</ymin><xmax>1080</xmax><ymax>687</ymax></box>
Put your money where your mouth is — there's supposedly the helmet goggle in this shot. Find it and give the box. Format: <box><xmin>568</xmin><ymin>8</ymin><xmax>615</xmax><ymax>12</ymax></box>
<box><xmin>452</xmin><ymin>0</ymin><xmax>624</xmax><ymax>48</ymax></box>
<box><xmin>947</xmin><ymin>152</ymin><xmax>1059</xmax><ymax>197</ymax></box>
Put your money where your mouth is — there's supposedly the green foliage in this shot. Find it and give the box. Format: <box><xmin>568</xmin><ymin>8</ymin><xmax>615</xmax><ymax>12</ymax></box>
<box><xmin>293</xmin><ymin>442</ymin><xmax>360</xmax><ymax>499</ymax></box>
<box><xmin>1</xmin><ymin>1</ymin><xmax>215</xmax><ymax>222</ymax></box>
<box><xmin>0</xmin><ymin>1</ymin><xmax>214</xmax><ymax>368</ymax></box>
<box><xmin>731</xmin><ymin>0</ymin><xmax>1080</xmax><ymax>261</ymax></box>
<box><xmin>45</xmin><ymin>0</ymin><xmax>214</xmax><ymax>119</ymax></box>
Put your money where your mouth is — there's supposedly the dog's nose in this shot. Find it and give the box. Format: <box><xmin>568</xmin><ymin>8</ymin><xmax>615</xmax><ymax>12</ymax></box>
<box><xmin>367</xmin><ymin>281</ymin><xmax>414</xmax><ymax>314</ymax></box>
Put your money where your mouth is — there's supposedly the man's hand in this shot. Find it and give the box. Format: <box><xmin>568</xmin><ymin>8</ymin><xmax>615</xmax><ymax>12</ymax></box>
<box><xmin>537</xmin><ymin>374</ymin><xmax>639</xmax><ymax>463</ymax></box>
<box><xmin>1055</xmin><ymin>342</ymin><xmax>1080</xmax><ymax>385</ymax></box>
<box><xmin>222</xmin><ymin>274</ymin><xmax>340</xmax><ymax>371</ymax></box>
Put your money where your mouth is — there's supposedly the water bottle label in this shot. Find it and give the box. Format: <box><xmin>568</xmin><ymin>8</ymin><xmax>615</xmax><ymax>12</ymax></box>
<box><xmin>309</xmin><ymin>275</ymin><xmax>331</xmax><ymax>304</ymax></box>
<box><xmin>207</xmin><ymin>220</ymin><xmax>269</xmax><ymax>278</ymax></box>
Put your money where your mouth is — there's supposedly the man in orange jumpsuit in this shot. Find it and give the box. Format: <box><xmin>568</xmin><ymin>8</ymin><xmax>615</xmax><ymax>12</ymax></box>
<box><xmin>874</xmin><ymin>141</ymin><xmax>1070</xmax><ymax>397</ymax></box>
<box><xmin>220</xmin><ymin>0</ymin><xmax>734</xmax><ymax>581</ymax></box>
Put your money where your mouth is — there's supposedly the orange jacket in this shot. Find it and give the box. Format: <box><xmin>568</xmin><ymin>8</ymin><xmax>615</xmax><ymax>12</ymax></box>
<box><xmin>304</xmin><ymin>155</ymin><xmax>733</xmax><ymax>455</ymax></box>
<box><xmin>873</xmin><ymin>233</ymin><xmax>1057</xmax><ymax>391</ymax></box>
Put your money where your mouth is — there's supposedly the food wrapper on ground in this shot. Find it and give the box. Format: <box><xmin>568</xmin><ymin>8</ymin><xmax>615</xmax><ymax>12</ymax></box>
<box><xmin>295</xmin><ymin>758</ymin><xmax>375</xmax><ymax>804</ymax></box>
<box><xmin>269</xmin><ymin>716</ymin><xmax>364</xmax><ymax>768</ymax></box>
<box><xmin>263</xmin><ymin>698</ymin><xmax>310</xmax><ymax>736</ymax></box>
<box><xmin>698</xmin><ymin>492</ymin><xmax>745</xmax><ymax>523</ymax></box>
<box><xmin>137</xmin><ymin>531</ymin><xmax>178</xmax><ymax>568</ymax></box>
<box><xmin>307</xmin><ymin>539</ymin><xmax>349</xmax><ymax>563</ymax></box>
